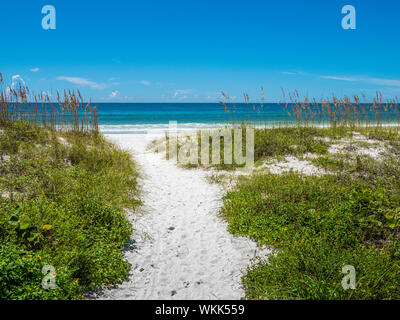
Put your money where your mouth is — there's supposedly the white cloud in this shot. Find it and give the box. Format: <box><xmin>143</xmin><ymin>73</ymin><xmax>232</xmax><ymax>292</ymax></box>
<box><xmin>320</xmin><ymin>75</ymin><xmax>400</xmax><ymax>87</ymax></box>
<box><xmin>205</xmin><ymin>91</ymin><xmax>220</xmax><ymax>101</ymax></box>
<box><xmin>173</xmin><ymin>89</ymin><xmax>193</xmax><ymax>98</ymax></box>
<box><xmin>138</xmin><ymin>80</ymin><xmax>151</xmax><ymax>86</ymax></box>
<box><xmin>30</xmin><ymin>67</ymin><xmax>40</xmax><ymax>72</ymax></box>
<box><xmin>11</xmin><ymin>75</ymin><xmax>25</xmax><ymax>84</ymax></box>
<box><xmin>40</xmin><ymin>91</ymin><xmax>51</xmax><ymax>97</ymax></box>
<box><xmin>109</xmin><ymin>90</ymin><xmax>119</xmax><ymax>98</ymax></box>
<box><xmin>57</xmin><ymin>76</ymin><xmax>107</xmax><ymax>90</ymax></box>
<box><xmin>6</xmin><ymin>75</ymin><xmax>26</xmax><ymax>94</ymax></box>
<box><xmin>281</xmin><ymin>71</ymin><xmax>297</xmax><ymax>75</ymax></box>
<box><xmin>366</xmin><ymin>78</ymin><xmax>400</xmax><ymax>87</ymax></box>
<box><xmin>320</xmin><ymin>75</ymin><xmax>355</xmax><ymax>81</ymax></box>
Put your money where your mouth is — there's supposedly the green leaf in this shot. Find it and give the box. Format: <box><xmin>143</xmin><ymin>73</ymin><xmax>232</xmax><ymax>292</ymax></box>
<box><xmin>27</xmin><ymin>233</ymin><xmax>38</xmax><ymax>242</ymax></box>
<box><xmin>8</xmin><ymin>215</ymin><xmax>19</xmax><ymax>227</ymax></box>
<box><xmin>19</xmin><ymin>217</ymin><xmax>31</xmax><ymax>230</ymax></box>
<box><xmin>41</xmin><ymin>224</ymin><xmax>53</xmax><ymax>231</ymax></box>
<box><xmin>9</xmin><ymin>215</ymin><xmax>18</xmax><ymax>222</ymax></box>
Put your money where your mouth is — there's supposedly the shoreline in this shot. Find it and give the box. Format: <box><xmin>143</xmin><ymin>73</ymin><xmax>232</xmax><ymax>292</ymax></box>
<box><xmin>99</xmin><ymin>122</ymin><xmax>400</xmax><ymax>135</ymax></box>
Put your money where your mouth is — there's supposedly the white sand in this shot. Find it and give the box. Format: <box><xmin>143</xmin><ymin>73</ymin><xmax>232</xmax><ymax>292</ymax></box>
<box><xmin>327</xmin><ymin>133</ymin><xmax>388</xmax><ymax>160</ymax></box>
<box><xmin>92</xmin><ymin>133</ymin><xmax>270</xmax><ymax>300</ymax></box>
<box><xmin>266</xmin><ymin>156</ymin><xmax>325</xmax><ymax>176</ymax></box>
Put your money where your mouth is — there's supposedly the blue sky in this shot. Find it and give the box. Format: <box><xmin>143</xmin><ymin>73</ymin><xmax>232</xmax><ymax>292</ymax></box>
<box><xmin>1</xmin><ymin>0</ymin><xmax>400</xmax><ymax>102</ymax></box>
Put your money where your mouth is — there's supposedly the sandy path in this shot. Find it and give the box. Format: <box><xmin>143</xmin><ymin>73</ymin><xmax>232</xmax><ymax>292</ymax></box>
<box><xmin>93</xmin><ymin>133</ymin><xmax>268</xmax><ymax>300</ymax></box>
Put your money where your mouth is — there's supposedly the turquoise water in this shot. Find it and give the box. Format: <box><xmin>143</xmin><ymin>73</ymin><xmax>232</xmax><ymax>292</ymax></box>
<box><xmin>96</xmin><ymin>102</ymin><xmax>399</xmax><ymax>133</ymax></box>
<box><xmin>11</xmin><ymin>102</ymin><xmax>399</xmax><ymax>133</ymax></box>
<box><xmin>97</xmin><ymin>103</ymin><xmax>291</xmax><ymax>133</ymax></box>
<box><xmin>96</xmin><ymin>103</ymin><xmax>283</xmax><ymax>124</ymax></box>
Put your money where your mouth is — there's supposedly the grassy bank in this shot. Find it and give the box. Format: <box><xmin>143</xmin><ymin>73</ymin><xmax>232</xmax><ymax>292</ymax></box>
<box><xmin>219</xmin><ymin>126</ymin><xmax>400</xmax><ymax>299</ymax></box>
<box><xmin>0</xmin><ymin>121</ymin><xmax>140</xmax><ymax>299</ymax></box>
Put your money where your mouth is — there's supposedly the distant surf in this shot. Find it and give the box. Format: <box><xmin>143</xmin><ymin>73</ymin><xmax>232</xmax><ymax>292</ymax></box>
<box><xmin>96</xmin><ymin>102</ymin><xmax>400</xmax><ymax>134</ymax></box>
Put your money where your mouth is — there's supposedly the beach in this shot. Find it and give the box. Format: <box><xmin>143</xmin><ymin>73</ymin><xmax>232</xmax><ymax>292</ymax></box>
<box><xmin>3</xmin><ymin>0</ymin><xmax>400</xmax><ymax>304</ymax></box>
<box><xmin>2</xmin><ymin>91</ymin><xmax>400</xmax><ymax>300</ymax></box>
<box><xmin>92</xmin><ymin>131</ymin><xmax>270</xmax><ymax>299</ymax></box>
<box><xmin>90</xmin><ymin>124</ymin><xmax>393</xmax><ymax>299</ymax></box>
<box><xmin>2</xmin><ymin>114</ymin><xmax>400</xmax><ymax>300</ymax></box>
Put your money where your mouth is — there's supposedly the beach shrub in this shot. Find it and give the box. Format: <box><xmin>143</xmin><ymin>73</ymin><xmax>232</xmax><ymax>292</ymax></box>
<box><xmin>174</xmin><ymin>126</ymin><xmax>355</xmax><ymax>170</ymax></box>
<box><xmin>253</xmin><ymin>127</ymin><xmax>331</xmax><ymax>159</ymax></box>
<box><xmin>244</xmin><ymin>240</ymin><xmax>400</xmax><ymax>300</ymax></box>
<box><xmin>0</xmin><ymin>243</ymin><xmax>78</xmax><ymax>300</ymax></box>
<box><xmin>0</xmin><ymin>121</ymin><xmax>140</xmax><ymax>299</ymax></box>
<box><xmin>221</xmin><ymin>158</ymin><xmax>400</xmax><ymax>299</ymax></box>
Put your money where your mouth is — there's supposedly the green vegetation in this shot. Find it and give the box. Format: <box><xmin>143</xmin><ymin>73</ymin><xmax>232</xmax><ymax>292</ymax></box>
<box><xmin>152</xmin><ymin>88</ymin><xmax>400</xmax><ymax>299</ymax></box>
<box><xmin>166</xmin><ymin>126</ymin><xmax>354</xmax><ymax>170</ymax></box>
<box><xmin>220</xmin><ymin>126</ymin><xmax>400</xmax><ymax>299</ymax></box>
<box><xmin>0</xmin><ymin>121</ymin><xmax>140</xmax><ymax>299</ymax></box>
<box><xmin>252</xmin><ymin>126</ymin><xmax>340</xmax><ymax>159</ymax></box>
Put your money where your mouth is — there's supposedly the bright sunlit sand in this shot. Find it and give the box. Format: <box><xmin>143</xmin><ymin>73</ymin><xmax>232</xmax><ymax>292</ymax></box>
<box><xmin>91</xmin><ymin>132</ymin><xmax>270</xmax><ymax>299</ymax></box>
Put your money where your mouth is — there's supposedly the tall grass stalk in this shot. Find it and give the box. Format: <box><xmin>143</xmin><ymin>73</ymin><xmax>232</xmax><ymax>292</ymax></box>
<box><xmin>0</xmin><ymin>73</ymin><xmax>98</xmax><ymax>134</ymax></box>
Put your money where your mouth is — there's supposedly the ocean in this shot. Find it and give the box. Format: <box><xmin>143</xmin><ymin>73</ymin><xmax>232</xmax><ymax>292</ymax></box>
<box><xmin>97</xmin><ymin>102</ymin><xmax>400</xmax><ymax>134</ymax></box>
<box><xmin>10</xmin><ymin>102</ymin><xmax>398</xmax><ymax>134</ymax></box>
<box><xmin>97</xmin><ymin>103</ymin><xmax>292</xmax><ymax>134</ymax></box>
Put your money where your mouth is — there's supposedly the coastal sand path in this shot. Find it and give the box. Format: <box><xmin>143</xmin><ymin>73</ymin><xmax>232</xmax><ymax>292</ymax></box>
<box><xmin>93</xmin><ymin>133</ymin><xmax>269</xmax><ymax>300</ymax></box>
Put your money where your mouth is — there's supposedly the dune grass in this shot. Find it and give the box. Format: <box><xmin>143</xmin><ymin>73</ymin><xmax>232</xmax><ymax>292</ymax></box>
<box><xmin>147</xmin><ymin>88</ymin><xmax>400</xmax><ymax>299</ymax></box>
<box><xmin>220</xmin><ymin>125</ymin><xmax>400</xmax><ymax>299</ymax></box>
<box><xmin>0</xmin><ymin>73</ymin><xmax>98</xmax><ymax>133</ymax></box>
<box><xmin>155</xmin><ymin>121</ymin><xmax>400</xmax><ymax>299</ymax></box>
<box><xmin>163</xmin><ymin>125</ymin><xmax>356</xmax><ymax>170</ymax></box>
<box><xmin>0</xmin><ymin>120</ymin><xmax>140</xmax><ymax>299</ymax></box>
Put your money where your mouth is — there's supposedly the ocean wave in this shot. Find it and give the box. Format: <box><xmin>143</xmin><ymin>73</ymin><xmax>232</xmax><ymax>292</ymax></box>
<box><xmin>99</xmin><ymin>123</ymin><xmax>235</xmax><ymax>134</ymax></box>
